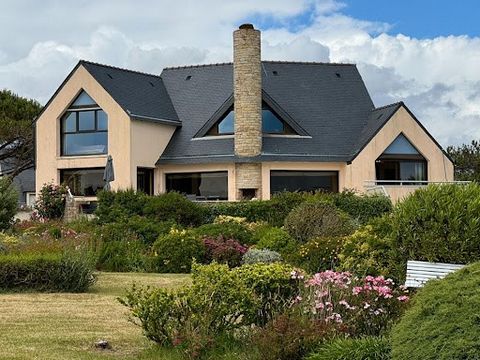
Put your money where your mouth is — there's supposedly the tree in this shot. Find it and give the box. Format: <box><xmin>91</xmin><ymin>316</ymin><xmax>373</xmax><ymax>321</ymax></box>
<box><xmin>446</xmin><ymin>140</ymin><xmax>480</xmax><ymax>182</ymax></box>
<box><xmin>0</xmin><ymin>89</ymin><xmax>42</xmax><ymax>177</ymax></box>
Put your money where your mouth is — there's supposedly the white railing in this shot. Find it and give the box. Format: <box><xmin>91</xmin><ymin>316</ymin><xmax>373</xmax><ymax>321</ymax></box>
<box><xmin>364</xmin><ymin>180</ymin><xmax>470</xmax><ymax>187</ymax></box>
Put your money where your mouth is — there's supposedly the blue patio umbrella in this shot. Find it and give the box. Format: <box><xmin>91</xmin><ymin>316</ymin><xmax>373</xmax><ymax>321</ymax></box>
<box><xmin>103</xmin><ymin>155</ymin><xmax>114</xmax><ymax>191</ymax></box>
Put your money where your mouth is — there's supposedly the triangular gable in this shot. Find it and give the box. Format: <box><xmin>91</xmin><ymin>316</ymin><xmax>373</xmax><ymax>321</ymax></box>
<box><xmin>194</xmin><ymin>90</ymin><xmax>309</xmax><ymax>137</ymax></box>
<box><xmin>71</xmin><ymin>90</ymin><xmax>97</xmax><ymax>107</ymax></box>
<box><xmin>383</xmin><ymin>134</ymin><xmax>419</xmax><ymax>155</ymax></box>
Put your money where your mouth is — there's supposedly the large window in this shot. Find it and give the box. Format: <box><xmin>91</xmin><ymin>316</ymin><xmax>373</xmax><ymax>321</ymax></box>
<box><xmin>166</xmin><ymin>171</ymin><xmax>228</xmax><ymax>200</ymax></box>
<box><xmin>61</xmin><ymin>91</ymin><xmax>108</xmax><ymax>156</ymax></box>
<box><xmin>60</xmin><ymin>168</ymin><xmax>104</xmax><ymax>196</ymax></box>
<box><xmin>376</xmin><ymin>134</ymin><xmax>427</xmax><ymax>183</ymax></box>
<box><xmin>270</xmin><ymin>170</ymin><xmax>339</xmax><ymax>194</ymax></box>
<box><xmin>207</xmin><ymin>103</ymin><xmax>296</xmax><ymax>136</ymax></box>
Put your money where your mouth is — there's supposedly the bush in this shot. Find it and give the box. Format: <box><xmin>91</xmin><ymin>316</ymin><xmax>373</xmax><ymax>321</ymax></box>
<box><xmin>94</xmin><ymin>223</ymin><xmax>149</xmax><ymax>272</ymax></box>
<box><xmin>296</xmin><ymin>236</ymin><xmax>344</xmax><ymax>273</ymax></box>
<box><xmin>34</xmin><ymin>183</ymin><xmax>66</xmax><ymax>220</ymax></box>
<box><xmin>284</xmin><ymin>202</ymin><xmax>356</xmax><ymax>243</ymax></box>
<box><xmin>389</xmin><ymin>183</ymin><xmax>480</xmax><ymax>266</ymax></box>
<box><xmin>95</xmin><ymin>189</ymin><xmax>148</xmax><ymax>223</ymax></box>
<box><xmin>124</xmin><ymin>216</ymin><xmax>175</xmax><ymax>245</ymax></box>
<box><xmin>391</xmin><ymin>262</ymin><xmax>480</xmax><ymax>360</ymax></box>
<box><xmin>194</xmin><ymin>222</ymin><xmax>255</xmax><ymax>246</ymax></box>
<box><xmin>0</xmin><ymin>252</ymin><xmax>96</xmax><ymax>292</ymax></box>
<box><xmin>144</xmin><ymin>192</ymin><xmax>207</xmax><ymax>227</ymax></box>
<box><xmin>203</xmin><ymin>236</ymin><xmax>247</xmax><ymax>267</ymax></box>
<box><xmin>0</xmin><ymin>177</ymin><xmax>18</xmax><ymax>230</ymax></box>
<box><xmin>153</xmin><ymin>229</ymin><xmax>205</xmax><ymax>273</ymax></box>
<box><xmin>255</xmin><ymin>226</ymin><xmax>298</xmax><ymax>255</ymax></box>
<box><xmin>242</xmin><ymin>248</ymin><xmax>282</xmax><ymax>265</ymax></box>
<box><xmin>308</xmin><ymin>336</ymin><xmax>391</xmax><ymax>360</ymax></box>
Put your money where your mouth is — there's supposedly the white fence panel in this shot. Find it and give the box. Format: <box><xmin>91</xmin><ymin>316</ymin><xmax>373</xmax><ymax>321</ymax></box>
<box><xmin>405</xmin><ymin>260</ymin><xmax>464</xmax><ymax>288</ymax></box>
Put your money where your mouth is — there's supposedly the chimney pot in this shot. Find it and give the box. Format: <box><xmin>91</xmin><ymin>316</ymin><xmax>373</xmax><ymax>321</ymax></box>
<box><xmin>239</xmin><ymin>23</ymin><xmax>254</xmax><ymax>30</ymax></box>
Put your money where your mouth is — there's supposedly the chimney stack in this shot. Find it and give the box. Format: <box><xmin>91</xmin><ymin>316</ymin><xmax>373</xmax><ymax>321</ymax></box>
<box><xmin>233</xmin><ymin>24</ymin><xmax>262</xmax><ymax>200</ymax></box>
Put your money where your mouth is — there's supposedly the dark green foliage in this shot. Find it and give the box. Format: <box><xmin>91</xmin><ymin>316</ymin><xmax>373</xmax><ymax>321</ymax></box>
<box><xmin>0</xmin><ymin>90</ymin><xmax>42</xmax><ymax>176</ymax></box>
<box><xmin>0</xmin><ymin>177</ymin><xmax>18</xmax><ymax>230</ymax></box>
<box><xmin>95</xmin><ymin>189</ymin><xmax>148</xmax><ymax>223</ymax></box>
<box><xmin>255</xmin><ymin>226</ymin><xmax>298</xmax><ymax>255</ymax></box>
<box><xmin>447</xmin><ymin>140</ymin><xmax>480</xmax><ymax>181</ymax></box>
<box><xmin>152</xmin><ymin>229</ymin><xmax>205</xmax><ymax>273</ymax></box>
<box><xmin>308</xmin><ymin>336</ymin><xmax>391</xmax><ymax>360</ymax></box>
<box><xmin>284</xmin><ymin>202</ymin><xmax>356</xmax><ymax>243</ymax></box>
<box><xmin>143</xmin><ymin>192</ymin><xmax>208</xmax><ymax>227</ymax></box>
<box><xmin>124</xmin><ymin>216</ymin><xmax>175</xmax><ymax>245</ymax></box>
<box><xmin>296</xmin><ymin>236</ymin><xmax>344</xmax><ymax>273</ymax></box>
<box><xmin>0</xmin><ymin>252</ymin><xmax>95</xmax><ymax>292</ymax></box>
<box><xmin>391</xmin><ymin>262</ymin><xmax>480</xmax><ymax>360</ymax></box>
<box><xmin>390</xmin><ymin>183</ymin><xmax>480</xmax><ymax>265</ymax></box>
<box><xmin>34</xmin><ymin>183</ymin><xmax>66</xmax><ymax>220</ymax></box>
<box><xmin>328</xmin><ymin>191</ymin><xmax>393</xmax><ymax>224</ymax></box>
<box><xmin>194</xmin><ymin>222</ymin><xmax>255</xmax><ymax>245</ymax></box>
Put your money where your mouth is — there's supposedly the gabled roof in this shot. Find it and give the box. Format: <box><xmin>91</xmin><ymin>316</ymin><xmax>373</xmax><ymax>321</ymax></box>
<box><xmin>158</xmin><ymin>61</ymin><xmax>376</xmax><ymax>163</ymax></box>
<box><xmin>81</xmin><ymin>61</ymin><xmax>180</xmax><ymax>125</ymax></box>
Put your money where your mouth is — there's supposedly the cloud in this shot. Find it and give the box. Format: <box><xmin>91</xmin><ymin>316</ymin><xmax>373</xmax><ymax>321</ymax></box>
<box><xmin>1</xmin><ymin>0</ymin><xmax>480</xmax><ymax>146</ymax></box>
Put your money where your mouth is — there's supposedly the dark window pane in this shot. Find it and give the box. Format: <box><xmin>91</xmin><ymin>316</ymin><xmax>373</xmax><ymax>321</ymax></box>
<box><xmin>72</xmin><ymin>91</ymin><xmax>97</xmax><ymax>107</ymax></box>
<box><xmin>60</xmin><ymin>168</ymin><xmax>104</xmax><ymax>196</ymax></box>
<box><xmin>137</xmin><ymin>168</ymin><xmax>154</xmax><ymax>195</ymax></box>
<box><xmin>218</xmin><ymin>111</ymin><xmax>234</xmax><ymax>134</ymax></box>
<box><xmin>62</xmin><ymin>112</ymin><xmax>76</xmax><ymax>132</ymax></box>
<box><xmin>63</xmin><ymin>133</ymin><xmax>108</xmax><ymax>155</ymax></box>
<box><xmin>270</xmin><ymin>171</ymin><xmax>338</xmax><ymax>194</ymax></box>
<box><xmin>166</xmin><ymin>172</ymin><xmax>228</xmax><ymax>200</ymax></box>
<box><xmin>262</xmin><ymin>109</ymin><xmax>284</xmax><ymax>133</ymax></box>
<box><xmin>78</xmin><ymin>111</ymin><xmax>95</xmax><ymax>131</ymax></box>
<box><xmin>376</xmin><ymin>160</ymin><xmax>427</xmax><ymax>182</ymax></box>
<box><xmin>97</xmin><ymin>110</ymin><xmax>108</xmax><ymax>130</ymax></box>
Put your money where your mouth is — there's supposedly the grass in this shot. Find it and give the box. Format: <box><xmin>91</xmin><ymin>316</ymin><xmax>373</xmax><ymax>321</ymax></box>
<box><xmin>0</xmin><ymin>272</ymin><xmax>190</xmax><ymax>360</ymax></box>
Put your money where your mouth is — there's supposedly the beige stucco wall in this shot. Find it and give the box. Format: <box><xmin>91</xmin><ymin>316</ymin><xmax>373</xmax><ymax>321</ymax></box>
<box><xmin>346</xmin><ymin>106</ymin><xmax>454</xmax><ymax>201</ymax></box>
<box><xmin>130</xmin><ymin>120</ymin><xmax>176</xmax><ymax>190</ymax></box>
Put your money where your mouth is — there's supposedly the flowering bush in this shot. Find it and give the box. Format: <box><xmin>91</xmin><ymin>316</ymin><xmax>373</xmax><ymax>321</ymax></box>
<box><xmin>202</xmin><ymin>235</ymin><xmax>248</xmax><ymax>267</ymax></box>
<box><xmin>295</xmin><ymin>270</ymin><xmax>409</xmax><ymax>336</ymax></box>
<box><xmin>34</xmin><ymin>183</ymin><xmax>67</xmax><ymax>220</ymax></box>
<box><xmin>296</xmin><ymin>236</ymin><xmax>344</xmax><ymax>273</ymax></box>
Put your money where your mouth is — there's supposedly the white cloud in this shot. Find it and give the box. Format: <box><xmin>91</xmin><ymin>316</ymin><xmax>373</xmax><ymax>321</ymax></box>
<box><xmin>1</xmin><ymin>0</ymin><xmax>479</xmax><ymax>146</ymax></box>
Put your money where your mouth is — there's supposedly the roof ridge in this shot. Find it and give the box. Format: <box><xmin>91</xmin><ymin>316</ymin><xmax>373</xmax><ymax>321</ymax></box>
<box><xmin>163</xmin><ymin>62</ymin><xmax>233</xmax><ymax>71</ymax></box>
<box><xmin>262</xmin><ymin>60</ymin><xmax>355</xmax><ymax>66</ymax></box>
<box><xmin>373</xmin><ymin>101</ymin><xmax>404</xmax><ymax>111</ymax></box>
<box><xmin>79</xmin><ymin>60</ymin><xmax>162</xmax><ymax>78</ymax></box>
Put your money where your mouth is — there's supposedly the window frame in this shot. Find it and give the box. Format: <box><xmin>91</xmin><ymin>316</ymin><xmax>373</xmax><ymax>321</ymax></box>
<box><xmin>60</xmin><ymin>107</ymin><xmax>108</xmax><ymax>156</ymax></box>
<box><xmin>165</xmin><ymin>171</ymin><xmax>229</xmax><ymax>201</ymax></box>
<box><xmin>270</xmin><ymin>170</ymin><xmax>339</xmax><ymax>195</ymax></box>
<box><xmin>60</xmin><ymin>167</ymin><xmax>105</xmax><ymax>196</ymax></box>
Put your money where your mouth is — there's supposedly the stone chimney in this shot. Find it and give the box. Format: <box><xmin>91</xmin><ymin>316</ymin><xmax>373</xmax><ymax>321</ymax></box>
<box><xmin>233</xmin><ymin>24</ymin><xmax>262</xmax><ymax>200</ymax></box>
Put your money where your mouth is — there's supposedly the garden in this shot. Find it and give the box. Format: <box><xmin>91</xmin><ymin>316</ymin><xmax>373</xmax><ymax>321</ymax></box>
<box><xmin>1</xmin><ymin>177</ymin><xmax>480</xmax><ymax>359</ymax></box>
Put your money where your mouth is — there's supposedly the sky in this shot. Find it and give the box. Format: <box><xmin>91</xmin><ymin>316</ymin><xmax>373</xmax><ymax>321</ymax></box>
<box><xmin>1</xmin><ymin>0</ymin><xmax>479</xmax><ymax>147</ymax></box>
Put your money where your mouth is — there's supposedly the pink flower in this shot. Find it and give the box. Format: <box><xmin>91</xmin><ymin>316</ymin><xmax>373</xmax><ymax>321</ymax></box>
<box><xmin>352</xmin><ymin>286</ymin><xmax>363</xmax><ymax>295</ymax></box>
<box><xmin>397</xmin><ymin>295</ymin><xmax>409</xmax><ymax>302</ymax></box>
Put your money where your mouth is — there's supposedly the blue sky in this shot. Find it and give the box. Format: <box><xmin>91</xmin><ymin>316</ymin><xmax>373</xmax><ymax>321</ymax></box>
<box><xmin>1</xmin><ymin>0</ymin><xmax>479</xmax><ymax>146</ymax></box>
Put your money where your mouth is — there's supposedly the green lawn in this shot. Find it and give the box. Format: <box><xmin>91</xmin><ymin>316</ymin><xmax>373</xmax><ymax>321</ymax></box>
<box><xmin>0</xmin><ymin>272</ymin><xmax>190</xmax><ymax>360</ymax></box>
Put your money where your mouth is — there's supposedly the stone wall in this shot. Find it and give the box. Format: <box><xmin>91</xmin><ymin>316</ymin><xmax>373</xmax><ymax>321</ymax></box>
<box><xmin>235</xmin><ymin>163</ymin><xmax>262</xmax><ymax>199</ymax></box>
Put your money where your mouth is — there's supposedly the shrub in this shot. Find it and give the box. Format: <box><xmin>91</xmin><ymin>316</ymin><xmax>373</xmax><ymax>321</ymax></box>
<box><xmin>284</xmin><ymin>202</ymin><xmax>356</xmax><ymax>243</ymax></box>
<box><xmin>34</xmin><ymin>183</ymin><xmax>66</xmax><ymax>220</ymax></box>
<box><xmin>95</xmin><ymin>189</ymin><xmax>148</xmax><ymax>223</ymax></box>
<box><xmin>308</xmin><ymin>336</ymin><xmax>391</xmax><ymax>360</ymax></box>
<box><xmin>253</xmin><ymin>313</ymin><xmax>333</xmax><ymax>360</ymax></box>
<box><xmin>296</xmin><ymin>271</ymin><xmax>409</xmax><ymax>337</ymax></box>
<box><xmin>296</xmin><ymin>236</ymin><xmax>344</xmax><ymax>273</ymax></box>
<box><xmin>144</xmin><ymin>192</ymin><xmax>207</xmax><ymax>227</ymax></box>
<box><xmin>194</xmin><ymin>222</ymin><xmax>255</xmax><ymax>246</ymax></box>
<box><xmin>124</xmin><ymin>216</ymin><xmax>175</xmax><ymax>245</ymax></box>
<box><xmin>389</xmin><ymin>183</ymin><xmax>480</xmax><ymax>267</ymax></box>
<box><xmin>338</xmin><ymin>217</ymin><xmax>397</xmax><ymax>280</ymax></box>
<box><xmin>0</xmin><ymin>252</ymin><xmax>96</xmax><ymax>292</ymax></box>
<box><xmin>255</xmin><ymin>226</ymin><xmax>298</xmax><ymax>255</ymax></box>
<box><xmin>203</xmin><ymin>236</ymin><xmax>247</xmax><ymax>267</ymax></box>
<box><xmin>242</xmin><ymin>248</ymin><xmax>282</xmax><ymax>265</ymax></box>
<box><xmin>0</xmin><ymin>177</ymin><xmax>18</xmax><ymax>230</ymax></box>
<box><xmin>391</xmin><ymin>262</ymin><xmax>480</xmax><ymax>360</ymax></box>
<box><xmin>153</xmin><ymin>229</ymin><xmax>205</xmax><ymax>273</ymax></box>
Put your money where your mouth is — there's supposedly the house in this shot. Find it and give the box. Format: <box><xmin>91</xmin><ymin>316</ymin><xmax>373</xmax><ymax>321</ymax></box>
<box><xmin>35</xmin><ymin>24</ymin><xmax>454</xmax><ymax>204</ymax></box>
<box><xmin>0</xmin><ymin>160</ymin><xmax>36</xmax><ymax>207</ymax></box>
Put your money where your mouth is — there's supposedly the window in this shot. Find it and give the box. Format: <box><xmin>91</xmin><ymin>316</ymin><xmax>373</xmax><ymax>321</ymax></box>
<box><xmin>61</xmin><ymin>91</ymin><xmax>108</xmax><ymax>156</ymax></box>
<box><xmin>137</xmin><ymin>168</ymin><xmax>154</xmax><ymax>195</ymax></box>
<box><xmin>60</xmin><ymin>168</ymin><xmax>104</xmax><ymax>196</ymax></box>
<box><xmin>166</xmin><ymin>171</ymin><xmax>228</xmax><ymax>200</ymax></box>
<box><xmin>375</xmin><ymin>134</ymin><xmax>427</xmax><ymax>183</ymax></box>
<box><xmin>206</xmin><ymin>103</ymin><xmax>296</xmax><ymax>136</ymax></box>
<box><xmin>270</xmin><ymin>170</ymin><xmax>339</xmax><ymax>195</ymax></box>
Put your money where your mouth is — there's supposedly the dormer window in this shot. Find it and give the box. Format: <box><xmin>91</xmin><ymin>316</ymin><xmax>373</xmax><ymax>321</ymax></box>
<box><xmin>206</xmin><ymin>102</ymin><xmax>297</xmax><ymax>136</ymax></box>
<box><xmin>61</xmin><ymin>90</ymin><xmax>108</xmax><ymax>156</ymax></box>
